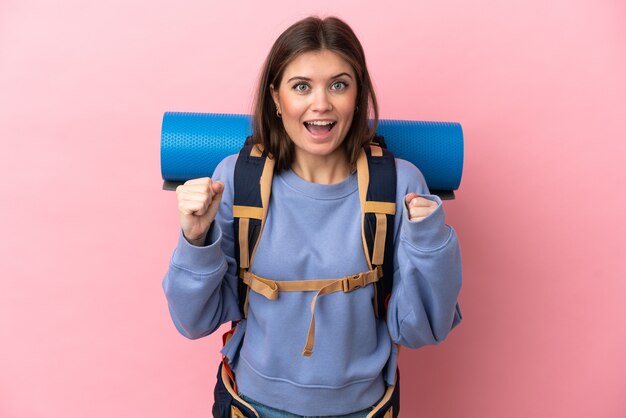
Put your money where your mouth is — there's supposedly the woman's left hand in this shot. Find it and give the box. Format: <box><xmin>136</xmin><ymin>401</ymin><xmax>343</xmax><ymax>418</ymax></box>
<box><xmin>405</xmin><ymin>193</ymin><xmax>439</xmax><ymax>222</ymax></box>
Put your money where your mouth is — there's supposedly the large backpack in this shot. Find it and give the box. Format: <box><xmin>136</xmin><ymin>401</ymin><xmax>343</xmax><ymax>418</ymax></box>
<box><xmin>213</xmin><ymin>139</ymin><xmax>401</xmax><ymax>418</ymax></box>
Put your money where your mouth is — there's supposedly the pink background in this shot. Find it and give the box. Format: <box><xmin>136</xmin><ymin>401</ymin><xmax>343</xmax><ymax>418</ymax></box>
<box><xmin>1</xmin><ymin>0</ymin><xmax>625</xmax><ymax>417</ymax></box>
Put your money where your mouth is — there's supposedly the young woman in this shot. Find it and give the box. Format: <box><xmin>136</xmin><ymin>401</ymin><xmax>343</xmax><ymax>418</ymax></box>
<box><xmin>163</xmin><ymin>16</ymin><xmax>462</xmax><ymax>418</ymax></box>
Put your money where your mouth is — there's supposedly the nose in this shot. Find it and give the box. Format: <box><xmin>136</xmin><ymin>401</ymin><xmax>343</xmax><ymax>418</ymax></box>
<box><xmin>311</xmin><ymin>89</ymin><xmax>332</xmax><ymax>112</ymax></box>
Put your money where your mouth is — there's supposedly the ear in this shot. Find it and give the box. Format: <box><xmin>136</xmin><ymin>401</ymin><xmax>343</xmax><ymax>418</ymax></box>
<box><xmin>270</xmin><ymin>84</ymin><xmax>279</xmax><ymax>108</ymax></box>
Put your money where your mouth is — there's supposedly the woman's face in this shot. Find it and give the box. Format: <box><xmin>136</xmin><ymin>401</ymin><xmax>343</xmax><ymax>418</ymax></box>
<box><xmin>271</xmin><ymin>50</ymin><xmax>358</xmax><ymax>165</ymax></box>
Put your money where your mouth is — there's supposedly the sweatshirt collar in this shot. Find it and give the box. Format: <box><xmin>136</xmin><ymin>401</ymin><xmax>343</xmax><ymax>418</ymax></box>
<box><xmin>278</xmin><ymin>168</ymin><xmax>358</xmax><ymax>200</ymax></box>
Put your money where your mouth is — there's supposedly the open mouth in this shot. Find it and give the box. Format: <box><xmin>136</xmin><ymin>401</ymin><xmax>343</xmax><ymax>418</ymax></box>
<box><xmin>304</xmin><ymin>121</ymin><xmax>336</xmax><ymax>135</ymax></box>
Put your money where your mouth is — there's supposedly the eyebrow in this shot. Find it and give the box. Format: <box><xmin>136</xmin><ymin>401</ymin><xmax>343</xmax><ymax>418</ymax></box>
<box><xmin>286</xmin><ymin>72</ymin><xmax>353</xmax><ymax>83</ymax></box>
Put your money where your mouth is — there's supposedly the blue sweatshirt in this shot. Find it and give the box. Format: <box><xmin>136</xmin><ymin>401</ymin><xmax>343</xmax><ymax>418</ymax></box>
<box><xmin>162</xmin><ymin>154</ymin><xmax>462</xmax><ymax>416</ymax></box>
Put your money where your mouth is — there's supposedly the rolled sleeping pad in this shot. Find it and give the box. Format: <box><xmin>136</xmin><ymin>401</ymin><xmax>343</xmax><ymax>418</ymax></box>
<box><xmin>161</xmin><ymin>112</ymin><xmax>463</xmax><ymax>199</ymax></box>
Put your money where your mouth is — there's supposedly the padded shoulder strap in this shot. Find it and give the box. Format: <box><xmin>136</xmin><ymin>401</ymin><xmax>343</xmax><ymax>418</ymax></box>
<box><xmin>233</xmin><ymin>143</ymin><xmax>274</xmax><ymax>317</ymax></box>
<box><xmin>356</xmin><ymin>144</ymin><xmax>397</xmax><ymax>318</ymax></box>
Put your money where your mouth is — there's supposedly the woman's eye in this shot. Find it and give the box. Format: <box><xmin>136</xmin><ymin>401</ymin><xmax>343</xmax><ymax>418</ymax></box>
<box><xmin>293</xmin><ymin>83</ymin><xmax>309</xmax><ymax>92</ymax></box>
<box><xmin>331</xmin><ymin>81</ymin><xmax>347</xmax><ymax>91</ymax></box>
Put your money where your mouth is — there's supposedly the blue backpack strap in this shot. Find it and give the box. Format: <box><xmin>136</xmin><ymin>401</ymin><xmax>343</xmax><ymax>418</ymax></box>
<box><xmin>357</xmin><ymin>141</ymin><xmax>397</xmax><ymax>319</ymax></box>
<box><xmin>233</xmin><ymin>142</ymin><xmax>274</xmax><ymax>318</ymax></box>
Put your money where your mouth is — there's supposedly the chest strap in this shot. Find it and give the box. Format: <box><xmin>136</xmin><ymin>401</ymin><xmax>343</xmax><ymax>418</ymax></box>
<box><xmin>243</xmin><ymin>266</ymin><xmax>383</xmax><ymax>356</ymax></box>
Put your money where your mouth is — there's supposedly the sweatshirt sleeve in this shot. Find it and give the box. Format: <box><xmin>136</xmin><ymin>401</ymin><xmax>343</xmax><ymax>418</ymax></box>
<box><xmin>161</xmin><ymin>155</ymin><xmax>242</xmax><ymax>339</ymax></box>
<box><xmin>386</xmin><ymin>159</ymin><xmax>463</xmax><ymax>348</ymax></box>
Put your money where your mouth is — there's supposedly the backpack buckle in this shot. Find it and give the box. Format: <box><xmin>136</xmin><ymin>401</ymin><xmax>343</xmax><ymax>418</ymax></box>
<box><xmin>342</xmin><ymin>274</ymin><xmax>365</xmax><ymax>292</ymax></box>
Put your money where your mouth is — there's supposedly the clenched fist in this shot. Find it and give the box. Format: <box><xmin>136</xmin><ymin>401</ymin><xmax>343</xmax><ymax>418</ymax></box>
<box><xmin>404</xmin><ymin>193</ymin><xmax>438</xmax><ymax>222</ymax></box>
<box><xmin>176</xmin><ymin>177</ymin><xmax>224</xmax><ymax>246</ymax></box>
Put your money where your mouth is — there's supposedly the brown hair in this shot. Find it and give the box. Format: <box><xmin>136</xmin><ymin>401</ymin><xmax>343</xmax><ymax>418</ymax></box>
<box><xmin>251</xmin><ymin>16</ymin><xmax>379</xmax><ymax>172</ymax></box>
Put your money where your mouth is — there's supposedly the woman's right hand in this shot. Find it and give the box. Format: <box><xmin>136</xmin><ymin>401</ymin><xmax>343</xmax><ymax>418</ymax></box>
<box><xmin>176</xmin><ymin>177</ymin><xmax>224</xmax><ymax>246</ymax></box>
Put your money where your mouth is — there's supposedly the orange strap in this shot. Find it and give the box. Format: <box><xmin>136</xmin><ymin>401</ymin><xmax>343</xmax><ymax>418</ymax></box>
<box><xmin>237</xmin><ymin>145</ymin><xmax>394</xmax><ymax>355</ymax></box>
<box><xmin>243</xmin><ymin>267</ymin><xmax>382</xmax><ymax>356</ymax></box>
<box><xmin>221</xmin><ymin>328</ymin><xmax>238</xmax><ymax>393</ymax></box>
<box><xmin>356</xmin><ymin>145</ymin><xmax>394</xmax><ymax>268</ymax></box>
<box><xmin>356</xmin><ymin>149</ymin><xmax>373</xmax><ymax>270</ymax></box>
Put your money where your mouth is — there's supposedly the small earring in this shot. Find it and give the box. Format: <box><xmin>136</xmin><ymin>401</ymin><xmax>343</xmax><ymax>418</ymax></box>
<box><xmin>276</xmin><ymin>108</ymin><xmax>282</xmax><ymax>118</ymax></box>
<box><xmin>355</xmin><ymin>106</ymin><xmax>359</xmax><ymax>113</ymax></box>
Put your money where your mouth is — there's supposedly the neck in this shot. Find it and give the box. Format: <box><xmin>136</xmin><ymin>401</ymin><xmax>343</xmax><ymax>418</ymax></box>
<box><xmin>291</xmin><ymin>149</ymin><xmax>351</xmax><ymax>184</ymax></box>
